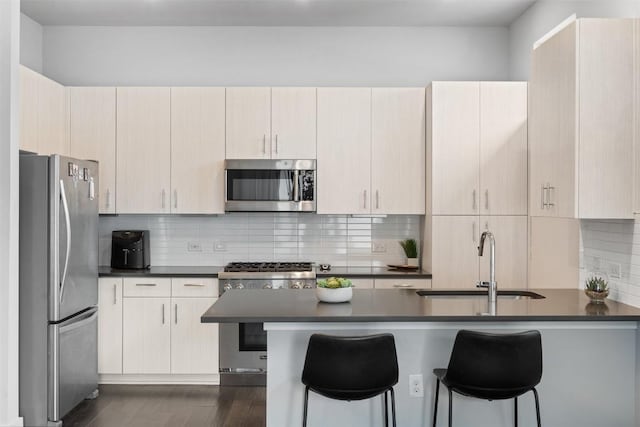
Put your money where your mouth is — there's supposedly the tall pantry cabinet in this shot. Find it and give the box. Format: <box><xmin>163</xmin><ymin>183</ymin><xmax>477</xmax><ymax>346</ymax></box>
<box><xmin>424</xmin><ymin>81</ymin><xmax>528</xmax><ymax>288</ymax></box>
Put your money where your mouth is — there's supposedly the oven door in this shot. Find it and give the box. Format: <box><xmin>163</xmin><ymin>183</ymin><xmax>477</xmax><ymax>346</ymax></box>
<box><xmin>224</xmin><ymin>159</ymin><xmax>315</xmax><ymax>212</ymax></box>
<box><xmin>219</xmin><ymin>322</ymin><xmax>267</xmax><ymax>386</ymax></box>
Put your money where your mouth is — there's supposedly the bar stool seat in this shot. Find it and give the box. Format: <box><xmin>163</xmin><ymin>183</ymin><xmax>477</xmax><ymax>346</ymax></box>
<box><xmin>432</xmin><ymin>330</ymin><xmax>543</xmax><ymax>427</ymax></box>
<box><xmin>302</xmin><ymin>333</ymin><xmax>399</xmax><ymax>427</ymax></box>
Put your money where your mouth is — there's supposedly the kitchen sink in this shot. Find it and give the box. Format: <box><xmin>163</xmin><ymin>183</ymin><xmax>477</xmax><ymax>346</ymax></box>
<box><xmin>416</xmin><ymin>290</ymin><xmax>545</xmax><ymax>300</ymax></box>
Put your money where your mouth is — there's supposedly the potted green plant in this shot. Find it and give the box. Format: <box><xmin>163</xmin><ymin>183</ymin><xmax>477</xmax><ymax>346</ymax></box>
<box><xmin>585</xmin><ymin>274</ymin><xmax>609</xmax><ymax>303</ymax></box>
<box><xmin>316</xmin><ymin>277</ymin><xmax>353</xmax><ymax>303</ymax></box>
<box><xmin>399</xmin><ymin>238</ymin><xmax>418</xmax><ymax>267</ymax></box>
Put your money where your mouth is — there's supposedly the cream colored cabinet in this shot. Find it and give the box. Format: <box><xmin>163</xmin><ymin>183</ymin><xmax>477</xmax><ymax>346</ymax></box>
<box><xmin>116</xmin><ymin>87</ymin><xmax>171</xmax><ymax>214</ymax></box>
<box><xmin>171</xmin><ymin>297</ymin><xmax>218</xmax><ymax>374</ymax></box>
<box><xmin>371</xmin><ymin>88</ymin><xmax>425</xmax><ymax>214</ymax></box>
<box><xmin>317</xmin><ymin>88</ymin><xmax>372</xmax><ymax>214</ymax></box>
<box><xmin>349</xmin><ymin>278</ymin><xmax>375</xmax><ymax>289</ymax></box>
<box><xmin>479</xmin><ymin>216</ymin><xmax>528</xmax><ymax>287</ymax></box>
<box><xmin>98</xmin><ymin>278</ymin><xmax>123</xmax><ymax>375</ymax></box>
<box><xmin>19</xmin><ymin>66</ymin><xmax>69</xmax><ymax>156</ymax></box>
<box><xmin>635</xmin><ymin>19</ymin><xmax>640</xmax><ymax>214</ymax></box>
<box><xmin>428</xmin><ymin>216</ymin><xmax>480</xmax><ymax>289</ymax></box>
<box><xmin>122</xmin><ymin>297</ymin><xmax>171</xmax><ymax>374</ymax></box>
<box><xmin>374</xmin><ymin>278</ymin><xmax>431</xmax><ymax>289</ymax></box>
<box><xmin>69</xmin><ymin>87</ymin><xmax>117</xmax><ymax>213</ymax></box>
<box><xmin>428</xmin><ymin>82</ymin><xmax>527</xmax><ymax>216</ymax></box>
<box><xmin>226</xmin><ymin>87</ymin><xmax>316</xmax><ymax>159</ymax></box>
<box><xmin>171</xmin><ymin>87</ymin><xmax>226</xmax><ymax>214</ymax></box>
<box><xmin>530</xmin><ymin>18</ymin><xmax>634</xmax><ymax>219</ymax></box>
<box><xmin>528</xmin><ymin>217</ymin><xmax>580</xmax><ymax>289</ymax></box>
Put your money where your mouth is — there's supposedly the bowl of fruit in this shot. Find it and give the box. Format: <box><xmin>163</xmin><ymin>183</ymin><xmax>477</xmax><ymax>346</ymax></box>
<box><xmin>316</xmin><ymin>277</ymin><xmax>353</xmax><ymax>303</ymax></box>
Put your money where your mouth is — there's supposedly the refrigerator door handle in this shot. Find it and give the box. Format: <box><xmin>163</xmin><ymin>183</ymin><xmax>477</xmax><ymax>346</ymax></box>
<box><xmin>59</xmin><ymin>179</ymin><xmax>71</xmax><ymax>302</ymax></box>
<box><xmin>59</xmin><ymin>308</ymin><xmax>99</xmax><ymax>334</ymax></box>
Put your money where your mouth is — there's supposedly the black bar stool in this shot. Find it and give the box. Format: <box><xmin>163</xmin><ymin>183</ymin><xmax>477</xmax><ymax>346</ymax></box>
<box><xmin>301</xmin><ymin>333</ymin><xmax>399</xmax><ymax>427</ymax></box>
<box><xmin>432</xmin><ymin>330</ymin><xmax>542</xmax><ymax>427</ymax></box>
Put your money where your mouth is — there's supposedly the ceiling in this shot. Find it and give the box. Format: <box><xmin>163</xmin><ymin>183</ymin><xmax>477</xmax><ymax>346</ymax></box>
<box><xmin>21</xmin><ymin>0</ymin><xmax>537</xmax><ymax>27</ymax></box>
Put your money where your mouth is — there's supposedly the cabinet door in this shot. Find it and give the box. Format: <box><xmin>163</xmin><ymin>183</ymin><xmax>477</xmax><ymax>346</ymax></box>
<box><xmin>317</xmin><ymin>88</ymin><xmax>371</xmax><ymax>214</ymax></box>
<box><xmin>430</xmin><ymin>216</ymin><xmax>479</xmax><ymax>289</ymax></box>
<box><xmin>69</xmin><ymin>87</ymin><xmax>117</xmax><ymax>213</ymax></box>
<box><xmin>528</xmin><ymin>217</ymin><xmax>580</xmax><ymax>289</ymax></box>
<box><xmin>98</xmin><ymin>278</ymin><xmax>122</xmax><ymax>374</ymax></box>
<box><xmin>271</xmin><ymin>87</ymin><xmax>316</xmax><ymax>158</ymax></box>
<box><xmin>19</xmin><ymin>66</ymin><xmax>40</xmax><ymax>153</ymax></box>
<box><xmin>529</xmin><ymin>22</ymin><xmax>577</xmax><ymax>218</ymax></box>
<box><xmin>479</xmin><ymin>216</ymin><xmax>527</xmax><ymax>288</ymax></box>
<box><xmin>38</xmin><ymin>77</ymin><xmax>69</xmax><ymax>156</ymax></box>
<box><xmin>479</xmin><ymin>82</ymin><xmax>528</xmax><ymax>215</ymax></box>
<box><xmin>374</xmin><ymin>279</ymin><xmax>431</xmax><ymax>289</ymax></box>
<box><xmin>578</xmin><ymin>19</ymin><xmax>634</xmax><ymax>219</ymax></box>
<box><xmin>349</xmin><ymin>278</ymin><xmax>374</xmax><ymax>289</ymax></box>
<box><xmin>430</xmin><ymin>82</ymin><xmax>480</xmax><ymax>215</ymax></box>
<box><xmin>171</xmin><ymin>87</ymin><xmax>226</xmax><ymax>214</ymax></box>
<box><xmin>122</xmin><ymin>297</ymin><xmax>171</xmax><ymax>374</ymax></box>
<box><xmin>226</xmin><ymin>87</ymin><xmax>271</xmax><ymax>159</ymax></box>
<box><xmin>371</xmin><ymin>88</ymin><xmax>425</xmax><ymax>214</ymax></box>
<box><xmin>171</xmin><ymin>298</ymin><xmax>219</xmax><ymax>374</ymax></box>
<box><xmin>116</xmin><ymin>87</ymin><xmax>171</xmax><ymax>214</ymax></box>
<box><xmin>635</xmin><ymin>19</ymin><xmax>640</xmax><ymax>214</ymax></box>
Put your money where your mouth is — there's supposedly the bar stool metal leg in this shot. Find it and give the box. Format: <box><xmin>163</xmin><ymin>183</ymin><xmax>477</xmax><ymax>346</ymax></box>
<box><xmin>302</xmin><ymin>386</ymin><xmax>309</xmax><ymax>427</ymax></box>
<box><xmin>448</xmin><ymin>389</ymin><xmax>453</xmax><ymax>427</ymax></box>
<box><xmin>383</xmin><ymin>391</ymin><xmax>389</xmax><ymax>427</ymax></box>
<box><xmin>532</xmin><ymin>388</ymin><xmax>542</xmax><ymax>427</ymax></box>
<box><xmin>390</xmin><ymin>387</ymin><xmax>397</xmax><ymax>427</ymax></box>
<box><xmin>514</xmin><ymin>396</ymin><xmax>518</xmax><ymax>427</ymax></box>
<box><xmin>432</xmin><ymin>379</ymin><xmax>440</xmax><ymax>427</ymax></box>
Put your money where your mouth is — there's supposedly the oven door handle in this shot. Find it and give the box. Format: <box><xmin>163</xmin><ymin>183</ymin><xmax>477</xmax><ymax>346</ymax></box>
<box><xmin>293</xmin><ymin>170</ymin><xmax>300</xmax><ymax>202</ymax></box>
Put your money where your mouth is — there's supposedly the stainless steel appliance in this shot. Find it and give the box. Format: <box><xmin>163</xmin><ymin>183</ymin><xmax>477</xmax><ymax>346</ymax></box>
<box><xmin>218</xmin><ymin>262</ymin><xmax>316</xmax><ymax>386</ymax></box>
<box><xmin>224</xmin><ymin>159</ymin><xmax>316</xmax><ymax>212</ymax></box>
<box><xmin>19</xmin><ymin>154</ymin><xmax>99</xmax><ymax>427</ymax></box>
<box><xmin>111</xmin><ymin>230</ymin><xmax>150</xmax><ymax>269</ymax></box>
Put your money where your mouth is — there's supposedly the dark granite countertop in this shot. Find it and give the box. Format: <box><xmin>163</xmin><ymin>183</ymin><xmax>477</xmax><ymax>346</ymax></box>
<box><xmin>316</xmin><ymin>266</ymin><xmax>431</xmax><ymax>279</ymax></box>
<box><xmin>99</xmin><ymin>266</ymin><xmax>224</xmax><ymax>277</ymax></box>
<box><xmin>201</xmin><ymin>288</ymin><xmax>640</xmax><ymax>323</ymax></box>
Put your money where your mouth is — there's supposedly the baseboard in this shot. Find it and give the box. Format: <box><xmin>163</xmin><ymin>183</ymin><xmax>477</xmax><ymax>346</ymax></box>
<box><xmin>0</xmin><ymin>416</ymin><xmax>24</xmax><ymax>427</ymax></box>
<box><xmin>99</xmin><ymin>374</ymin><xmax>220</xmax><ymax>385</ymax></box>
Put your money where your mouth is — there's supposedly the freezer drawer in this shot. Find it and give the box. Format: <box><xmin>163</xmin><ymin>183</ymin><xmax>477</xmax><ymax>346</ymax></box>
<box><xmin>49</xmin><ymin>308</ymin><xmax>98</xmax><ymax>422</ymax></box>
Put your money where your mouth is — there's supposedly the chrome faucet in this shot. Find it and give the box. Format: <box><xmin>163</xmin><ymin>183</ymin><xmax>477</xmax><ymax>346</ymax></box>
<box><xmin>477</xmin><ymin>231</ymin><xmax>497</xmax><ymax>305</ymax></box>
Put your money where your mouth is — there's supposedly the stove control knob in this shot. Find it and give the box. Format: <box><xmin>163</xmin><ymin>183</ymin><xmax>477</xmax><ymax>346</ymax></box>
<box><xmin>291</xmin><ymin>282</ymin><xmax>302</xmax><ymax>290</ymax></box>
<box><xmin>263</xmin><ymin>283</ymin><xmax>273</xmax><ymax>289</ymax></box>
<box><xmin>303</xmin><ymin>283</ymin><xmax>313</xmax><ymax>289</ymax></box>
<box><xmin>235</xmin><ymin>283</ymin><xmax>244</xmax><ymax>290</ymax></box>
<box><xmin>223</xmin><ymin>283</ymin><xmax>233</xmax><ymax>292</ymax></box>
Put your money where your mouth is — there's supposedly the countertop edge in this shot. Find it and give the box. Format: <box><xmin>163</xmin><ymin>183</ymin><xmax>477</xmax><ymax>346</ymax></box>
<box><xmin>200</xmin><ymin>315</ymin><xmax>640</xmax><ymax>323</ymax></box>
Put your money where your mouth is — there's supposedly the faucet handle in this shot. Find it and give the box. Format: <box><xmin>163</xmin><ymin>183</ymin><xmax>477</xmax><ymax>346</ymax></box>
<box><xmin>476</xmin><ymin>281</ymin><xmax>490</xmax><ymax>288</ymax></box>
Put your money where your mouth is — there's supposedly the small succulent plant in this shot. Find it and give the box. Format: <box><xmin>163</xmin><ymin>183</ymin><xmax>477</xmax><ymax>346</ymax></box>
<box><xmin>317</xmin><ymin>277</ymin><xmax>353</xmax><ymax>289</ymax></box>
<box><xmin>399</xmin><ymin>238</ymin><xmax>418</xmax><ymax>258</ymax></box>
<box><xmin>585</xmin><ymin>276</ymin><xmax>608</xmax><ymax>292</ymax></box>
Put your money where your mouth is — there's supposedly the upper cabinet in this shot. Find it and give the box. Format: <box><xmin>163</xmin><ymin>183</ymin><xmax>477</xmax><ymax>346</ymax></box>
<box><xmin>427</xmin><ymin>81</ymin><xmax>527</xmax><ymax>216</ymax></box>
<box><xmin>116</xmin><ymin>87</ymin><xmax>172</xmax><ymax>214</ymax></box>
<box><xmin>19</xmin><ymin>66</ymin><xmax>70</xmax><ymax>156</ymax></box>
<box><xmin>317</xmin><ymin>88</ymin><xmax>372</xmax><ymax>214</ymax></box>
<box><xmin>530</xmin><ymin>18</ymin><xmax>635</xmax><ymax>219</ymax></box>
<box><xmin>171</xmin><ymin>87</ymin><xmax>226</xmax><ymax>214</ymax></box>
<box><xmin>226</xmin><ymin>87</ymin><xmax>316</xmax><ymax>159</ymax></box>
<box><xmin>69</xmin><ymin>87</ymin><xmax>117</xmax><ymax>214</ymax></box>
<box><xmin>371</xmin><ymin>88</ymin><xmax>426</xmax><ymax>215</ymax></box>
<box><xmin>634</xmin><ymin>19</ymin><xmax>640</xmax><ymax>214</ymax></box>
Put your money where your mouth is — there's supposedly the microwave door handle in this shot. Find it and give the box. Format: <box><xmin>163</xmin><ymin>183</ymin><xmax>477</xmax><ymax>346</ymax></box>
<box><xmin>293</xmin><ymin>170</ymin><xmax>300</xmax><ymax>202</ymax></box>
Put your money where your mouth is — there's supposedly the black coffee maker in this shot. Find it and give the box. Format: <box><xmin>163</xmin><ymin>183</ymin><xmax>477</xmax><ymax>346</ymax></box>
<box><xmin>111</xmin><ymin>230</ymin><xmax>150</xmax><ymax>269</ymax></box>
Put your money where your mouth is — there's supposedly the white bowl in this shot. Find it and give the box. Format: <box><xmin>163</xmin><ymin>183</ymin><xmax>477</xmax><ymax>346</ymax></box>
<box><xmin>315</xmin><ymin>286</ymin><xmax>352</xmax><ymax>303</ymax></box>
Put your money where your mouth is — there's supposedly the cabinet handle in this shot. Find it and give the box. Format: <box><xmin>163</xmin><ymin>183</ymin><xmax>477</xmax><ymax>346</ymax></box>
<box><xmin>547</xmin><ymin>185</ymin><xmax>555</xmax><ymax>207</ymax></box>
<box><xmin>113</xmin><ymin>284</ymin><xmax>117</xmax><ymax>305</ymax></box>
<box><xmin>484</xmin><ymin>190</ymin><xmax>489</xmax><ymax>210</ymax></box>
<box><xmin>472</xmin><ymin>221</ymin><xmax>477</xmax><ymax>243</ymax></box>
<box><xmin>135</xmin><ymin>283</ymin><xmax>157</xmax><ymax>287</ymax></box>
<box><xmin>472</xmin><ymin>190</ymin><xmax>477</xmax><ymax>210</ymax></box>
<box><xmin>106</xmin><ymin>189</ymin><xmax>110</xmax><ymax>209</ymax></box>
<box><xmin>262</xmin><ymin>135</ymin><xmax>266</xmax><ymax>154</ymax></box>
<box><xmin>162</xmin><ymin>189</ymin><xmax>166</xmax><ymax>209</ymax></box>
<box><xmin>175</xmin><ymin>304</ymin><xmax>178</xmax><ymax>324</ymax></box>
<box><xmin>184</xmin><ymin>283</ymin><xmax>205</xmax><ymax>287</ymax></box>
<box><xmin>393</xmin><ymin>283</ymin><xmax>415</xmax><ymax>288</ymax></box>
<box><xmin>162</xmin><ymin>304</ymin><xmax>165</xmax><ymax>324</ymax></box>
<box><xmin>541</xmin><ymin>184</ymin><xmax>546</xmax><ymax>209</ymax></box>
<box><xmin>174</xmin><ymin>190</ymin><xmax>178</xmax><ymax>209</ymax></box>
<box><xmin>275</xmin><ymin>134</ymin><xmax>279</xmax><ymax>154</ymax></box>
<box><xmin>363</xmin><ymin>190</ymin><xmax>367</xmax><ymax>209</ymax></box>
<box><xmin>375</xmin><ymin>190</ymin><xmax>380</xmax><ymax>209</ymax></box>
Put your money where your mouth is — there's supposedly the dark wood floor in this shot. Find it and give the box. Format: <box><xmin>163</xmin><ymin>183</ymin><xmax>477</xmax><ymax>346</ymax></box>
<box><xmin>62</xmin><ymin>385</ymin><xmax>266</xmax><ymax>427</ymax></box>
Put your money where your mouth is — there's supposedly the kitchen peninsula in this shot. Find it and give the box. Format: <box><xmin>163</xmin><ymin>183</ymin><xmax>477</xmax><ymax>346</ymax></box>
<box><xmin>202</xmin><ymin>288</ymin><xmax>640</xmax><ymax>427</ymax></box>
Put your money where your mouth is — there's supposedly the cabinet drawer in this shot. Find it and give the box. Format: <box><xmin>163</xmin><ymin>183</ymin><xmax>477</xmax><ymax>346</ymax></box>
<box><xmin>374</xmin><ymin>278</ymin><xmax>431</xmax><ymax>289</ymax></box>
<box><xmin>349</xmin><ymin>279</ymin><xmax>374</xmax><ymax>289</ymax></box>
<box><xmin>171</xmin><ymin>278</ymin><xmax>218</xmax><ymax>298</ymax></box>
<box><xmin>123</xmin><ymin>277</ymin><xmax>171</xmax><ymax>297</ymax></box>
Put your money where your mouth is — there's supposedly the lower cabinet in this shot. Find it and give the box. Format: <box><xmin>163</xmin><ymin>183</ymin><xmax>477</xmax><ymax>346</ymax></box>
<box><xmin>374</xmin><ymin>278</ymin><xmax>431</xmax><ymax>289</ymax></box>
<box><xmin>98</xmin><ymin>277</ymin><xmax>219</xmax><ymax>383</ymax></box>
<box><xmin>349</xmin><ymin>278</ymin><xmax>374</xmax><ymax>289</ymax></box>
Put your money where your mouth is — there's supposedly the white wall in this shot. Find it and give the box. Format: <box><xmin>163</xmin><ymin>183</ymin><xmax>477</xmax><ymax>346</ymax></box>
<box><xmin>0</xmin><ymin>0</ymin><xmax>23</xmax><ymax>425</ymax></box>
<box><xmin>41</xmin><ymin>26</ymin><xmax>509</xmax><ymax>86</ymax></box>
<box><xmin>508</xmin><ymin>0</ymin><xmax>640</xmax><ymax>80</ymax></box>
<box><xmin>20</xmin><ymin>13</ymin><xmax>41</xmax><ymax>72</ymax></box>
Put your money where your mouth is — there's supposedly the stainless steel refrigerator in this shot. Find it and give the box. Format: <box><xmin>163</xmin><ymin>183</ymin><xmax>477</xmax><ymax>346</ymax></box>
<box><xmin>19</xmin><ymin>154</ymin><xmax>99</xmax><ymax>427</ymax></box>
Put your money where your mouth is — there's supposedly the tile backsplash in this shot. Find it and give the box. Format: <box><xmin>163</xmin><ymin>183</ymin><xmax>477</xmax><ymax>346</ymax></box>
<box><xmin>580</xmin><ymin>219</ymin><xmax>640</xmax><ymax>307</ymax></box>
<box><xmin>99</xmin><ymin>213</ymin><xmax>421</xmax><ymax>267</ymax></box>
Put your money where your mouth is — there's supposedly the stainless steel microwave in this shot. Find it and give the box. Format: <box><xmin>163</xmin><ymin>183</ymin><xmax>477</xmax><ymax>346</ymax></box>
<box><xmin>224</xmin><ymin>159</ymin><xmax>316</xmax><ymax>212</ymax></box>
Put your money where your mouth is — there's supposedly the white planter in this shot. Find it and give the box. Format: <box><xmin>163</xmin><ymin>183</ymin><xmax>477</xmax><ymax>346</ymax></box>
<box><xmin>406</xmin><ymin>257</ymin><xmax>419</xmax><ymax>267</ymax></box>
<box><xmin>315</xmin><ymin>287</ymin><xmax>353</xmax><ymax>303</ymax></box>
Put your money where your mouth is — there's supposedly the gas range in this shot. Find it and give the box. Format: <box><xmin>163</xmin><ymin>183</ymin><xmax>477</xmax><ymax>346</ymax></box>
<box><xmin>218</xmin><ymin>262</ymin><xmax>317</xmax><ymax>293</ymax></box>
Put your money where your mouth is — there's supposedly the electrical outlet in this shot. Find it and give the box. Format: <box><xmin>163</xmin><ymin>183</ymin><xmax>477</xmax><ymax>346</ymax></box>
<box><xmin>372</xmin><ymin>241</ymin><xmax>387</xmax><ymax>253</ymax></box>
<box><xmin>187</xmin><ymin>241</ymin><xmax>202</xmax><ymax>252</ymax></box>
<box><xmin>409</xmin><ymin>374</ymin><xmax>424</xmax><ymax>397</ymax></box>
<box><xmin>214</xmin><ymin>240</ymin><xmax>227</xmax><ymax>252</ymax></box>
<box><xmin>608</xmin><ymin>262</ymin><xmax>622</xmax><ymax>279</ymax></box>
